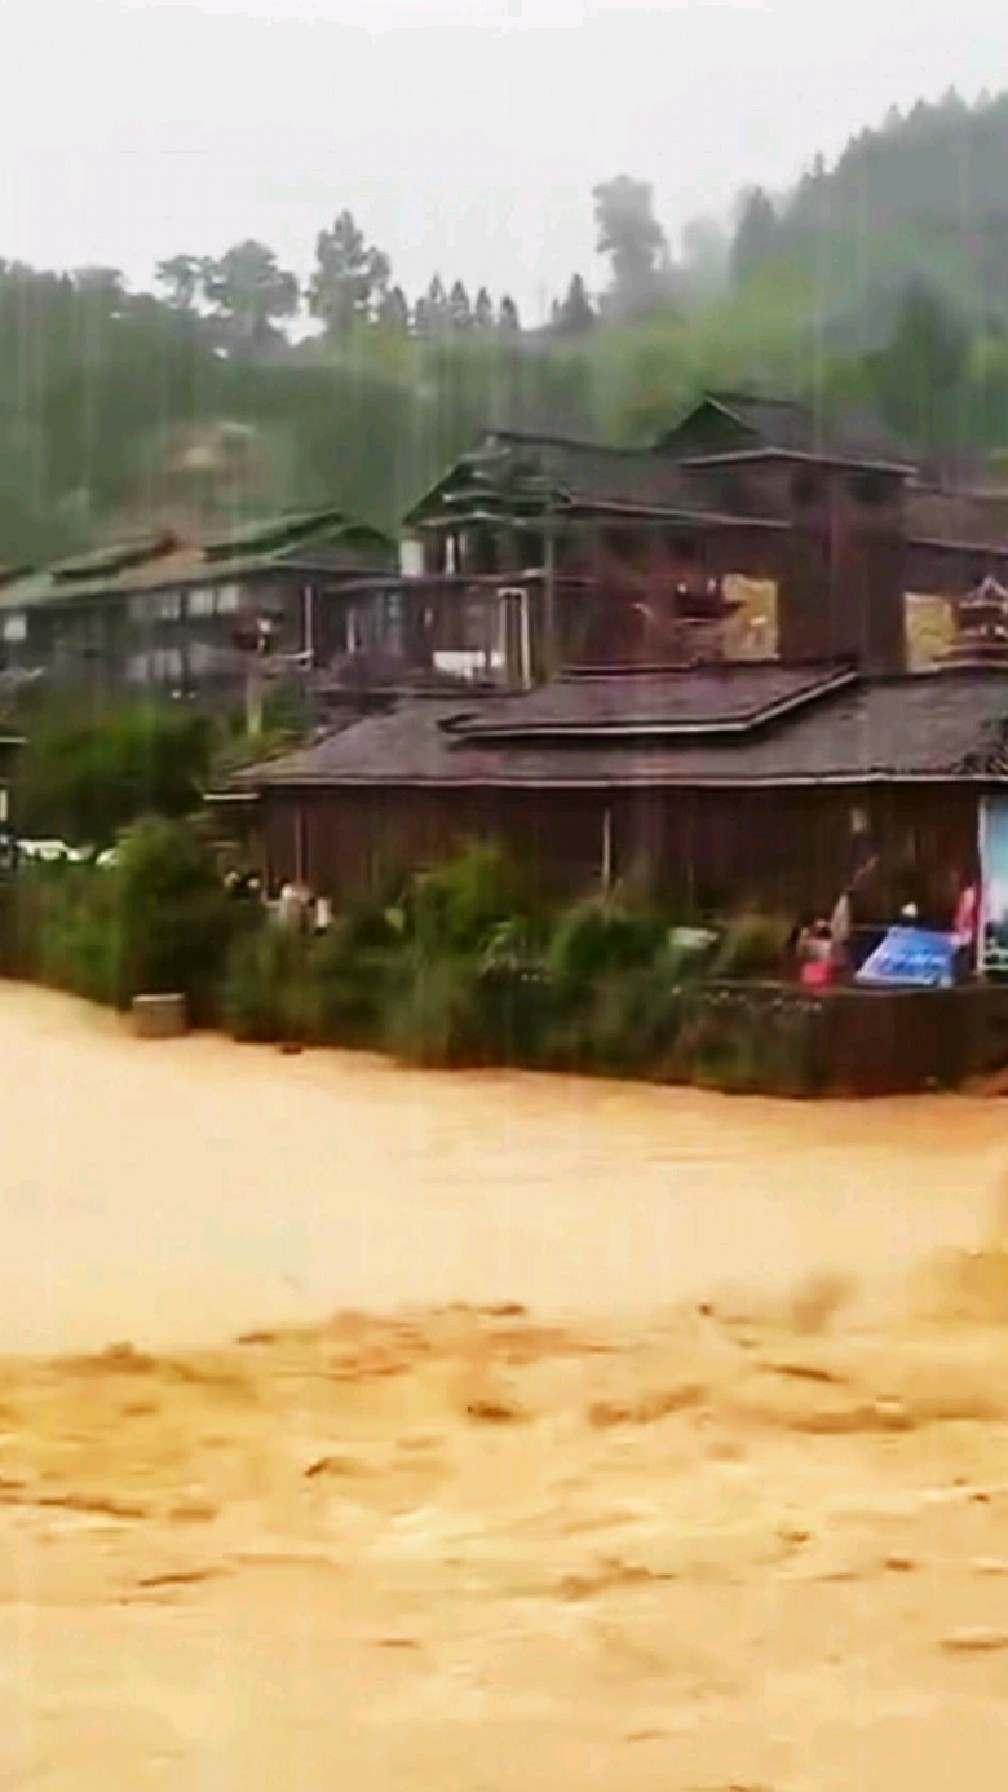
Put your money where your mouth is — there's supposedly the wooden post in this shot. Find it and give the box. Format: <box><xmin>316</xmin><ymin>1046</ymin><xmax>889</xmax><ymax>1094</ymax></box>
<box><xmin>543</xmin><ymin>516</ymin><xmax>557</xmax><ymax>680</ymax></box>
<box><xmin>295</xmin><ymin>803</ymin><xmax>307</xmax><ymax>889</ymax></box>
<box><xmin>246</xmin><ymin>656</ymin><xmax>263</xmax><ymax>738</ymax></box>
<box><xmin>601</xmin><ymin>806</ymin><xmax>614</xmax><ymax>894</ymax></box>
<box><xmin>302</xmin><ymin>583</ymin><xmax>315</xmax><ymax>666</ymax></box>
<box><xmin>521</xmin><ymin>590</ymin><xmax>532</xmax><ymax>690</ymax></box>
<box><xmin>977</xmin><ymin>795</ymin><xmax>988</xmax><ymax>980</ymax></box>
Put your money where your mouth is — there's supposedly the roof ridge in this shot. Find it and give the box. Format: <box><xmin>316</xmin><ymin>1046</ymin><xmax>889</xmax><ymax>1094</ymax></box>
<box><xmin>484</xmin><ymin>427</ymin><xmax>654</xmax><ymax>459</ymax></box>
<box><xmin>707</xmin><ymin>388</ymin><xmax>808</xmax><ymax>410</ymax></box>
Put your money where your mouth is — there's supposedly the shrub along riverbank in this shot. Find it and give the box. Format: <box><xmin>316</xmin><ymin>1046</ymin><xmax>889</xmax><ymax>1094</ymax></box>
<box><xmin>1</xmin><ymin>823</ymin><xmax>812</xmax><ymax>1091</ymax></box>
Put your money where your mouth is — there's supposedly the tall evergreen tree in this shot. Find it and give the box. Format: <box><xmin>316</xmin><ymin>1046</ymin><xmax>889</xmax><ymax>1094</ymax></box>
<box><xmin>309</xmin><ymin>211</ymin><xmax>391</xmax><ymax>336</ymax></box>
<box><xmin>553</xmin><ymin>272</ymin><xmax>595</xmax><ymax>335</ymax></box>
<box><xmin>449</xmin><ymin>279</ymin><xmax>472</xmax><ymax>330</ymax></box>
<box><xmin>473</xmin><ymin>286</ymin><xmax>495</xmax><ymax>329</ymax></box>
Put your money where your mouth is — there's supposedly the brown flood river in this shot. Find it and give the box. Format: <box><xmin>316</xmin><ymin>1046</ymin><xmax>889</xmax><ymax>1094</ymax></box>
<box><xmin>1</xmin><ymin>981</ymin><xmax>1004</xmax><ymax>1353</ymax></box>
<box><xmin>6</xmin><ymin>982</ymin><xmax>1008</xmax><ymax>1792</ymax></box>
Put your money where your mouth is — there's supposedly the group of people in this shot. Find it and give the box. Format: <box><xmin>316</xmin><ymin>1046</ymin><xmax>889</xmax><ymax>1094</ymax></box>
<box><xmin>792</xmin><ymin>852</ymin><xmax>980</xmax><ymax>986</ymax></box>
<box><xmin>276</xmin><ymin>880</ymin><xmax>331</xmax><ymax>935</ymax></box>
<box><xmin>223</xmin><ymin>867</ymin><xmax>334</xmax><ymax>935</ymax></box>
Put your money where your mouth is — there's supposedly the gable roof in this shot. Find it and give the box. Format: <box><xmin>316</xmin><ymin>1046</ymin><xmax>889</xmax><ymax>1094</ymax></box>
<box><xmin>201</xmin><ymin>506</ymin><xmax>375</xmax><ymax>562</ymax></box>
<box><xmin>403</xmin><ymin>429</ymin><xmax>707</xmax><ymax>528</ymax></box>
<box><xmin>439</xmin><ymin>663</ymin><xmax>856</xmax><ymax>742</ymax></box>
<box><xmin>0</xmin><ymin>507</ymin><xmax>393</xmax><ymax>613</ymax></box>
<box><xmin>235</xmin><ymin>666</ymin><xmax>1008</xmax><ymax>792</ymax></box>
<box><xmin>405</xmin><ymin>397</ymin><xmax>916</xmax><ymax>534</ymax></box>
<box><xmin>50</xmin><ymin>532</ymin><xmax>179</xmax><ymax>585</ymax></box>
<box><xmin>654</xmin><ymin>389</ymin><xmax>914</xmax><ymax>472</ymax></box>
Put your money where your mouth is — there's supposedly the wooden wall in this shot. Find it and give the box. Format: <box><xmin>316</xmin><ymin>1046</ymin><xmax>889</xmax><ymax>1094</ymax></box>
<box><xmin>254</xmin><ymin>780</ymin><xmax>980</xmax><ymax>919</ymax></box>
<box><xmin>777</xmin><ymin>466</ymin><xmax>907</xmax><ymax>671</ymax></box>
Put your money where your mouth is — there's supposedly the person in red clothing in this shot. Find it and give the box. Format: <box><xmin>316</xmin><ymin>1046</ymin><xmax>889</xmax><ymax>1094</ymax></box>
<box><xmin>952</xmin><ymin>863</ymin><xmax>980</xmax><ymax>980</ymax></box>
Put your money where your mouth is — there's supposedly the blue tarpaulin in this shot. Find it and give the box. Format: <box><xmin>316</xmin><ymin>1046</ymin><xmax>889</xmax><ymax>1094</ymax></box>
<box><xmin>855</xmin><ymin>926</ymin><xmax>958</xmax><ymax>989</ymax></box>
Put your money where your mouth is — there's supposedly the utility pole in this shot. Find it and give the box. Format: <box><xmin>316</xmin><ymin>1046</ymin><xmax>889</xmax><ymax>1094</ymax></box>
<box><xmin>543</xmin><ymin>510</ymin><xmax>557</xmax><ymax>681</ymax></box>
<box><xmin>243</xmin><ymin>614</ymin><xmax>274</xmax><ymax>738</ymax></box>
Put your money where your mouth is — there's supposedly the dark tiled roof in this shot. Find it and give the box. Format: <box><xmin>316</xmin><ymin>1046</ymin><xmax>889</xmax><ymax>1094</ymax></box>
<box><xmin>405</xmin><ymin>431</ymin><xmax>708</xmax><ymax>525</ymax></box>
<box><xmin>202</xmin><ymin>506</ymin><xmax>386</xmax><ymax>562</ymax></box>
<box><xmin>508</xmin><ymin>437</ymin><xmax>700</xmax><ymax>509</ymax></box>
<box><xmin>905</xmin><ymin>486</ymin><xmax>1008</xmax><ymax>550</ymax></box>
<box><xmin>239</xmin><ymin>668</ymin><xmax>1008</xmax><ymax>790</ymax></box>
<box><xmin>655</xmin><ymin>391</ymin><xmax>912</xmax><ymax>469</ymax></box>
<box><xmin>52</xmin><ymin>532</ymin><xmax>178</xmax><ymax>584</ymax></box>
<box><xmin>0</xmin><ymin>508</ymin><xmax>393</xmax><ymax>613</ymax></box>
<box><xmin>441</xmin><ymin>663</ymin><xmax>855</xmax><ymax>739</ymax></box>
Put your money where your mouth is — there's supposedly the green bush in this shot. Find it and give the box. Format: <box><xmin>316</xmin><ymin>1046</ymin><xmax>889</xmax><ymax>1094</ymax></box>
<box><xmin>2</xmin><ymin>807</ymin><xmax>821</xmax><ymax>1094</ymax></box>
<box><xmin>406</xmin><ymin>842</ymin><xmax>526</xmax><ymax>954</ymax></box>
<box><xmin>17</xmin><ymin>704</ymin><xmax>212</xmax><ymax>849</ymax></box>
<box><xmin>31</xmin><ymin>867</ymin><xmax>123</xmax><ymax>1006</ymax></box>
<box><xmin>112</xmin><ymin>816</ymin><xmax>235</xmax><ymax>1020</ymax></box>
<box><xmin>547</xmin><ymin>896</ymin><xmax>668</xmax><ymax>986</ymax></box>
<box><xmin>3</xmin><ymin>821</ymin><xmax>235</xmax><ymax>1018</ymax></box>
<box><xmin>539</xmin><ymin>958</ymin><xmax>684</xmax><ymax>1075</ymax></box>
<box><xmin>220</xmin><ymin>924</ymin><xmax>316</xmax><ymax>1043</ymax></box>
<box><xmin>311</xmin><ymin>920</ymin><xmax>400</xmax><ymax>1048</ymax></box>
<box><xmin>221</xmin><ymin>914</ymin><xmax>401</xmax><ymax>1049</ymax></box>
<box><xmin>710</xmin><ymin>912</ymin><xmax>791</xmax><ymax>980</ymax></box>
<box><xmin>386</xmin><ymin>844</ymin><xmax>543</xmax><ymax>1067</ymax></box>
<box><xmin>0</xmin><ymin>884</ymin><xmax>16</xmax><ymax>976</ymax></box>
<box><xmin>383</xmin><ymin>952</ymin><xmax>485</xmax><ymax>1068</ymax></box>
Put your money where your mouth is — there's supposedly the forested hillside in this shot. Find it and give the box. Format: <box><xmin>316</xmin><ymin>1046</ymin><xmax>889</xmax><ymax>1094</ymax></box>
<box><xmin>4</xmin><ymin>88</ymin><xmax>1008</xmax><ymax>567</ymax></box>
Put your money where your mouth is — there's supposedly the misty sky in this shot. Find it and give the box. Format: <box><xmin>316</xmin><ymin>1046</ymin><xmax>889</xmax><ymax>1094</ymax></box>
<box><xmin>5</xmin><ymin>0</ymin><xmax>1008</xmax><ymax>317</ymax></box>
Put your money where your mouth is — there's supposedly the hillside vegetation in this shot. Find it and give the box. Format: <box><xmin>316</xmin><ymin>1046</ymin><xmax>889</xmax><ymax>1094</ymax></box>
<box><xmin>3</xmin><ymin>89</ymin><xmax>1008</xmax><ymax>566</ymax></box>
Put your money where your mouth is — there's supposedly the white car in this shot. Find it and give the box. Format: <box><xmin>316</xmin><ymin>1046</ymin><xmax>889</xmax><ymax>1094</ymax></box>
<box><xmin>17</xmin><ymin>838</ymin><xmax>89</xmax><ymax>865</ymax></box>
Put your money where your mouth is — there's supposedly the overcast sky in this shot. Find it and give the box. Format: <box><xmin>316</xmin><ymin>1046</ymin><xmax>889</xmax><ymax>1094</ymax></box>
<box><xmin>4</xmin><ymin>0</ymin><xmax>1008</xmax><ymax>318</ymax></box>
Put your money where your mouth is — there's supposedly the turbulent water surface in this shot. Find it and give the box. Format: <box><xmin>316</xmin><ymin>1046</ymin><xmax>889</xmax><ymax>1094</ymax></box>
<box><xmin>4</xmin><ymin>984</ymin><xmax>1008</xmax><ymax>1791</ymax></box>
<box><xmin>0</xmin><ymin>981</ymin><xmax>1002</xmax><ymax>1353</ymax></box>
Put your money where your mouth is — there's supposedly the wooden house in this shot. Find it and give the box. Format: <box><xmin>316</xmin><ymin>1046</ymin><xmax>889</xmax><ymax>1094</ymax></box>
<box><xmin>221</xmin><ymin>394</ymin><xmax>1008</xmax><ymax>916</ymax></box>
<box><xmin>0</xmin><ymin>508</ymin><xmax>393</xmax><ymax>704</ymax></box>
<box><xmin>224</xmin><ymin>658</ymin><xmax>1005</xmax><ymax>917</ymax></box>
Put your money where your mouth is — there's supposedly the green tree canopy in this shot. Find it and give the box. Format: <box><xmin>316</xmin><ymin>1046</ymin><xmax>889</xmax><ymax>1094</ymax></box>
<box><xmin>203</xmin><ymin>241</ymin><xmax>299</xmax><ymax>348</ymax></box>
<box><xmin>593</xmin><ymin>175</ymin><xmax>670</xmax><ymax>318</ymax></box>
<box><xmin>155</xmin><ymin>254</ymin><xmax>204</xmax><ymax>312</ymax></box>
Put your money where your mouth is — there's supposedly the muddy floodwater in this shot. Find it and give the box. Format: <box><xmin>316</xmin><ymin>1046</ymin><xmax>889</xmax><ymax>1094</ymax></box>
<box><xmin>0</xmin><ymin>982</ymin><xmax>1004</xmax><ymax>1353</ymax></box>
<box><xmin>3</xmin><ymin>981</ymin><xmax>1008</xmax><ymax>1792</ymax></box>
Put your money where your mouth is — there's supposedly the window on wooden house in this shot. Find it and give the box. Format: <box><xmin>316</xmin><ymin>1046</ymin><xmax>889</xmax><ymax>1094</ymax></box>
<box><xmin>399</xmin><ymin>536</ymin><xmax>423</xmax><ymax>577</ymax></box>
<box><xmin>1</xmin><ymin>611</ymin><xmax>27</xmax><ymax>644</ymax></box>
<box><xmin>149</xmin><ymin>646</ymin><xmax>184</xmax><ymax>684</ymax></box>
<box><xmin>718</xmin><ymin>472</ymin><xmax>747</xmax><ymax>512</ymax></box>
<box><xmin>791</xmin><ymin>469</ymin><xmax>825</xmax><ymax>509</ymax></box>
<box><xmin>515</xmin><ymin>529</ymin><xmax>544</xmax><ymax>571</ymax></box>
<box><xmin>153</xmin><ymin>591</ymin><xmax>183</xmax><ymax>622</ymax></box>
<box><xmin>381</xmin><ymin>590</ymin><xmax>404</xmax><ymax>653</ymax></box>
<box><xmin>849</xmin><ymin>470</ymin><xmax>889</xmax><ymax>508</ymax></box>
<box><xmin>187</xmin><ymin>643</ymin><xmax>218</xmax><ymax>680</ymax></box>
<box><xmin>463</xmin><ymin>528</ymin><xmax>497</xmax><ymax>575</ymax></box>
<box><xmin>346</xmin><ymin>606</ymin><xmax>363</xmax><ymax>654</ymax></box>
